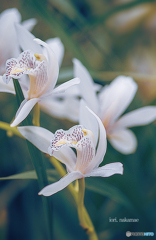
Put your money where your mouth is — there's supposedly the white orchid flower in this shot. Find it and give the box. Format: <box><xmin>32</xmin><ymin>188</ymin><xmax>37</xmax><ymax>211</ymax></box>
<box><xmin>0</xmin><ymin>8</ymin><xmax>36</xmax><ymax>75</ymax></box>
<box><xmin>2</xmin><ymin>37</ymin><xmax>80</xmax><ymax>127</ymax></box>
<box><xmin>0</xmin><ymin>23</ymin><xmax>81</xmax><ymax>122</ymax></box>
<box><xmin>74</xmin><ymin>59</ymin><xmax>156</xmax><ymax>154</ymax></box>
<box><xmin>18</xmin><ymin>107</ymin><xmax>123</xmax><ymax>196</ymax></box>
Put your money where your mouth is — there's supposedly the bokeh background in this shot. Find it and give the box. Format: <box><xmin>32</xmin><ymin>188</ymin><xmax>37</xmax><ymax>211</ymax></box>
<box><xmin>0</xmin><ymin>0</ymin><xmax>156</xmax><ymax>239</ymax></box>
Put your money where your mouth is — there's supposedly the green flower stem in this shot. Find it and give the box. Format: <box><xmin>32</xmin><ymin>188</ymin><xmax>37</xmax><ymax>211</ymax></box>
<box><xmin>50</xmin><ymin>157</ymin><xmax>98</xmax><ymax>240</ymax></box>
<box><xmin>0</xmin><ymin>121</ymin><xmax>23</xmax><ymax>138</ymax></box>
<box><xmin>33</xmin><ymin>102</ymin><xmax>40</xmax><ymax>126</ymax></box>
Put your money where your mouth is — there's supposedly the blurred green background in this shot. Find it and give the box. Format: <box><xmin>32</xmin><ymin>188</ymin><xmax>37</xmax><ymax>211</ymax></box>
<box><xmin>0</xmin><ymin>0</ymin><xmax>156</xmax><ymax>239</ymax></box>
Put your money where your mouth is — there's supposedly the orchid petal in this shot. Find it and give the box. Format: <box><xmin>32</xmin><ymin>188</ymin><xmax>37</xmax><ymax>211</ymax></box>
<box><xmin>99</xmin><ymin>76</ymin><xmax>137</xmax><ymax>126</ymax></box>
<box><xmin>11</xmin><ymin>98</ymin><xmax>39</xmax><ymax>127</ymax></box>
<box><xmin>115</xmin><ymin>106</ymin><xmax>156</xmax><ymax>128</ymax></box>
<box><xmin>34</xmin><ymin>38</ymin><xmax>59</xmax><ymax>92</ymax></box>
<box><xmin>85</xmin><ymin>107</ymin><xmax>107</xmax><ymax>172</ymax></box>
<box><xmin>45</xmin><ymin>38</ymin><xmax>64</xmax><ymax>67</ymax></box>
<box><xmin>0</xmin><ymin>8</ymin><xmax>21</xmax><ymax>75</ymax></box>
<box><xmin>79</xmin><ymin>99</ymin><xmax>98</xmax><ymax>145</ymax></box>
<box><xmin>15</xmin><ymin>23</ymin><xmax>42</xmax><ymax>53</ymax></box>
<box><xmin>52</xmin><ymin>78</ymin><xmax>80</xmax><ymax>95</ymax></box>
<box><xmin>39</xmin><ymin>171</ymin><xmax>83</xmax><ymax>196</ymax></box>
<box><xmin>85</xmin><ymin>162</ymin><xmax>123</xmax><ymax>177</ymax></box>
<box><xmin>73</xmin><ymin>59</ymin><xmax>99</xmax><ymax>114</ymax></box>
<box><xmin>75</xmin><ymin>134</ymin><xmax>95</xmax><ymax>173</ymax></box>
<box><xmin>18</xmin><ymin>126</ymin><xmax>53</xmax><ymax>154</ymax></box>
<box><xmin>3</xmin><ymin>50</ymin><xmax>37</xmax><ymax>84</ymax></box>
<box><xmin>40</xmin><ymin>97</ymin><xmax>79</xmax><ymax>122</ymax></box>
<box><xmin>18</xmin><ymin>126</ymin><xmax>76</xmax><ymax>170</ymax></box>
<box><xmin>109</xmin><ymin>128</ymin><xmax>137</xmax><ymax>154</ymax></box>
<box><xmin>21</xmin><ymin>18</ymin><xmax>37</xmax><ymax>32</ymax></box>
<box><xmin>48</xmin><ymin>125</ymin><xmax>85</xmax><ymax>155</ymax></box>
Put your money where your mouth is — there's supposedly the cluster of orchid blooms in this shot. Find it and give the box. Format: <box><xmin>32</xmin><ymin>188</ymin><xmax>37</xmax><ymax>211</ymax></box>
<box><xmin>1</xmin><ymin>8</ymin><xmax>156</xmax><ymax>198</ymax></box>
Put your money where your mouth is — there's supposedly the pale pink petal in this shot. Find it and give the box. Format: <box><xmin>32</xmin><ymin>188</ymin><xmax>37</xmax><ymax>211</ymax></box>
<box><xmin>27</xmin><ymin>60</ymin><xmax>48</xmax><ymax>98</ymax></box>
<box><xmin>85</xmin><ymin>162</ymin><xmax>123</xmax><ymax>177</ymax></box>
<box><xmin>11</xmin><ymin>98</ymin><xmax>39</xmax><ymax>127</ymax></box>
<box><xmin>34</xmin><ymin>38</ymin><xmax>59</xmax><ymax>92</ymax></box>
<box><xmin>73</xmin><ymin>58</ymin><xmax>99</xmax><ymax>114</ymax></box>
<box><xmin>114</xmin><ymin>106</ymin><xmax>156</xmax><ymax>128</ymax></box>
<box><xmin>38</xmin><ymin>171</ymin><xmax>83</xmax><ymax>196</ymax></box>
<box><xmin>45</xmin><ymin>38</ymin><xmax>64</xmax><ymax>67</ymax></box>
<box><xmin>52</xmin><ymin>78</ymin><xmax>80</xmax><ymax>95</ymax></box>
<box><xmin>99</xmin><ymin>76</ymin><xmax>137</xmax><ymax>127</ymax></box>
<box><xmin>109</xmin><ymin>128</ymin><xmax>137</xmax><ymax>154</ymax></box>
<box><xmin>75</xmin><ymin>134</ymin><xmax>95</xmax><ymax>173</ymax></box>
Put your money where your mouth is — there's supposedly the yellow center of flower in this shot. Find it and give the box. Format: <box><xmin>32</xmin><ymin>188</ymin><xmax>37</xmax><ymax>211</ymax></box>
<box><xmin>55</xmin><ymin>139</ymin><xmax>67</xmax><ymax>147</ymax></box>
<box><xmin>10</xmin><ymin>67</ymin><xmax>30</xmax><ymax>75</ymax></box>
<box><xmin>34</xmin><ymin>53</ymin><xmax>47</xmax><ymax>61</ymax></box>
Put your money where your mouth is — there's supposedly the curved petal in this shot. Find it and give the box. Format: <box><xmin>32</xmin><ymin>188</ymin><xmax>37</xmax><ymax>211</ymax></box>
<box><xmin>45</xmin><ymin>38</ymin><xmax>64</xmax><ymax>67</ymax></box>
<box><xmin>99</xmin><ymin>76</ymin><xmax>138</xmax><ymax>126</ymax></box>
<box><xmin>85</xmin><ymin>107</ymin><xmax>107</xmax><ymax>173</ymax></box>
<box><xmin>15</xmin><ymin>23</ymin><xmax>42</xmax><ymax>53</ymax></box>
<box><xmin>18</xmin><ymin>126</ymin><xmax>53</xmax><ymax>153</ymax></box>
<box><xmin>79</xmin><ymin>99</ymin><xmax>99</xmax><ymax>145</ymax></box>
<box><xmin>73</xmin><ymin>58</ymin><xmax>99</xmax><ymax>114</ymax></box>
<box><xmin>34</xmin><ymin>38</ymin><xmax>59</xmax><ymax>92</ymax></box>
<box><xmin>21</xmin><ymin>18</ymin><xmax>37</xmax><ymax>32</ymax></box>
<box><xmin>115</xmin><ymin>106</ymin><xmax>156</xmax><ymax>128</ymax></box>
<box><xmin>109</xmin><ymin>128</ymin><xmax>137</xmax><ymax>154</ymax></box>
<box><xmin>38</xmin><ymin>171</ymin><xmax>83</xmax><ymax>196</ymax></box>
<box><xmin>52</xmin><ymin>78</ymin><xmax>80</xmax><ymax>95</ymax></box>
<box><xmin>18</xmin><ymin>126</ymin><xmax>76</xmax><ymax>171</ymax></box>
<box><xmin>40</xmin><ymin>97</ymin><xmax>79</xmax><ymax>122</ymax></box>
<box><xmin>11</xmin><ymin>98</ymin><xmax>39</xmax><ymax>127</ymax></box>
<box><xmin>85</xmin><ymin>162</ymin><xmax>123</xmax><ymax>177</ymax></box>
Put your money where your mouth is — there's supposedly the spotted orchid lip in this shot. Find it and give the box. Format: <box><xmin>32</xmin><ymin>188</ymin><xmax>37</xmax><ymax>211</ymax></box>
<box><xmin>48</xmin><ymin>125</ymin><xmax>95</xmax><ymax>173</ymax></box>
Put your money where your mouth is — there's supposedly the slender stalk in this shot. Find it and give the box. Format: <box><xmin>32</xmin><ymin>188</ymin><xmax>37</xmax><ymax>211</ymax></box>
<box><xmin>33</xmin><ymin>103</ymin><xmax>40</xmax><ymax>126</ymax></box>
<box><xmin>50</xmin><ymin>157</ymin><xmax>98</xmax><ymax>240</ymax></box>
<box><xmin>0</xmin><ymin>121</ymin><xmax>23</xmax><ymax>138</ymax></box>
<box><xmin>77</xmin><ymin>178</ymin><xmax>87</xmax><ymax>229</ymax></box>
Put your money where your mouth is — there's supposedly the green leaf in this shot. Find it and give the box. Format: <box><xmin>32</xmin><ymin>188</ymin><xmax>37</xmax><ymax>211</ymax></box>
<box><xmin>13</xmin><ymin>79</ymin><xmax>53</xmax><ymax>240</ymax></box>
<box><xmin>0</xmin><ymin>171</ymin><xmax>38</xmax><ymax>180</ymax></box>
<box><xmin>85</xmin><ymin>178</ymin><xmax>137</xmax><ymax>214</ymax></box>
<box><xmin>0</xmin><ymin>169</ymin><xmax>59</xmax><ymax>182</ymax></box>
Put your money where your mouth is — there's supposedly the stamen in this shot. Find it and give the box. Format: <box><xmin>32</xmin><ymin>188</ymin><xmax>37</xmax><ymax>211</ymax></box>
<box><xmin>82</xmin><ymin>129</ymin><xmax>88</xmax><ymax>136</ymax></box>
<box><xmin>34</xmin><ymin>53</ymin><xmax>47</xmax><ymax>61</ymax></box>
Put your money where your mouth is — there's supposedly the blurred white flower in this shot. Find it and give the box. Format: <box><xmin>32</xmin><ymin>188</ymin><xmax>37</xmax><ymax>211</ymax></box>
<box><xmin>0</xmin><ymin>8</ymin><xmax>36</xmax><ymax>75</ymax></box>
<box><xmin>2</xmin><ymin>37</ymin><xmax>79</xmax><ymax>127</ymax></box>
<box><xmin>74</xmin><ymin>59</ymin><xmax>156</xmax><ymax>154</ymax></box>
<box><xmin>18</xmin><ymin>107</ymin><xmax>123</xmax><ymax>196</ymax></box>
